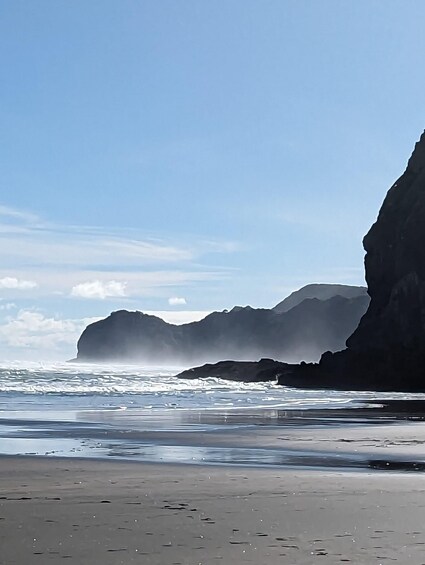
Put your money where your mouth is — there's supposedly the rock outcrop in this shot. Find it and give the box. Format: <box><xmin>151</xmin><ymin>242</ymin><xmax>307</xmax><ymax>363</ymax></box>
<box><xmin>177</xmin><ymin>358</ymin><xmax>289</xmax><ymax>383</ymax></box>
<box><xmin>178</xmin><ymin>131</ymin><xmax>425</xmax><ymax>391</ymax></box>
<box><xmin>315</xmin><ymin>130</ymin><xmax>425</xmax><ymax>390</ymax></box>
<box><xmin>76</xmin><ymin>285</ymin><xmax>368</xmax><ymax>365</ymax></box>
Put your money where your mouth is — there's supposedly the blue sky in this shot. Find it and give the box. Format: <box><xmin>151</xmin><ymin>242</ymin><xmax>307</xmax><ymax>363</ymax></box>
<box><xmin>0</xmin><ymin>0</ymin><xmax>424</xmax><ymax>359</ymax></box>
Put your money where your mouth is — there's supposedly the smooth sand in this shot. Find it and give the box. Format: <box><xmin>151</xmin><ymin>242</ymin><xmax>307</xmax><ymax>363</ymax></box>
<box><xmin>2</xmin><ymin>456</ymin><xmax>425</xmax><ymax>564</ymax></box>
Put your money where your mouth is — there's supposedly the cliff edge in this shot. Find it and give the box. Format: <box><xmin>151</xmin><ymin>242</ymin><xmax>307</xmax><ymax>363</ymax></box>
<box><xmin>317</xmin><ymin>130</ymin><xmax>425</xmax><ymax>389</ymax></box>
<box><xmin>179</xmin><ymin>131</ymin><xmax>425</xmax><ymax>391</ymax></box>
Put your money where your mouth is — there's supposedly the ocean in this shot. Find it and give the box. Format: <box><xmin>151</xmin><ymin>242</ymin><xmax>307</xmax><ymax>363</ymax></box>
<box><xmin>1</xmin><ymin>362</ymin><xmax>425</xmax><ymax>468</ymax></box>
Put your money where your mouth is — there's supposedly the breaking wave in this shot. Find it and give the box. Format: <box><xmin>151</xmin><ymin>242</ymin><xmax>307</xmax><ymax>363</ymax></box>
<box><xmin>1</xmin><ymin>361</ymin><xmax>425</xmax><ymax>412</ymax></box>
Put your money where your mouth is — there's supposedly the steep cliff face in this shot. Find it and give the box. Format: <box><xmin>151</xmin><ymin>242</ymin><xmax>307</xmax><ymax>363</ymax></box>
<box><xmin>341</xmin><ymin>131</ymin><xmax>425</xmax><ymax>384</ymax></box>
<box><xmin>351</xmin><ymin>132</ymin><xmax>425</xmax><ymax>347</ymax></box>
<box><xmin>301</xmin><ymin>131</ymin><xmax>425</xmax><ymax>390</ymax></box>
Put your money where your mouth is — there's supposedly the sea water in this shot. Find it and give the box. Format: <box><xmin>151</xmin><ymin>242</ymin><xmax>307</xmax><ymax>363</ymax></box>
<box><xmin>1</xmin><ymin>361</ymin><xmax>425</xmax><ymax>467</ymax></box>
<box><xmin>5</xmin><ymin>360</ymin><xmax>425</xmax><ymax>412</ymax></box>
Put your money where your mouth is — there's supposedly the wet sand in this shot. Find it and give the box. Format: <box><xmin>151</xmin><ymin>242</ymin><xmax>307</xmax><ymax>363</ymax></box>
<box><xmin>2</xmin><ymin>456</ymin><xmax>425</xmax><ymax>564</ymax></box>
<box><xmin>2</xmin><ymin>402</ymin><xmax>425</xmax><ymax>471</ymax></box>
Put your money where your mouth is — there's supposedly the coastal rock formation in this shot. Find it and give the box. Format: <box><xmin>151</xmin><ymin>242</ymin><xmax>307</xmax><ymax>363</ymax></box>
<box><xmin>317</xmin><ymin>130</ymin><xmax>425</xmax><ymax>390</ymax></box>
<box><xmin>181</xmin><ymin>131</ymin><xmax>425</xmax><ymax>391</ymax></box>
<box><xmin>77</xmin><ymin>310</ymin><xmax>178</xmax><ymax>362</ymax></box>
<box><xmin>273</xmin><ymin>283</ymin><xmax>368</xmax><ymax>313</ymax></box>
<box><xmin>76</xmin><ymin>285</ymin><xmax>368</xmax><ymax>364</ymax></box>
<box><xmin>177</xmin><ymin>358</ymin><xmax>288</xmax><ymax>383</ymax></box>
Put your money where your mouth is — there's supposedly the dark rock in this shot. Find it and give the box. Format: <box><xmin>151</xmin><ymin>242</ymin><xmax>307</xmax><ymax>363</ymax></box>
<box><xmin>279</xmin><ymin>130</ymin><xmax>425</xmax><ymax>391</ymax></box>
<box><xmin>273</xmin><ymin>284</ymin><xmax>367</xmax><ymax>313</ymax></box>
<box><xmin>77</xmin><ymin>310</ymin><xmax>180</xmax><ymax>362</ymax></box>
<box><xmin>177</xmin><ymin>130</ymin><xmax>425</xmax><ymax>391</ymax></box>
<box><xmin>76</xmin><ymin>286</ymin><xmax>369</xmax><ymax>364</ymax></box>
<box><xmin>341</xmin><ymin>132</ymin><xmax>425</xmax><ymax>388</ymax></box>
<box><xmin>176</xmin><ymin>358</ymin><xmax>289</xmax><ymax>383</ymax></box>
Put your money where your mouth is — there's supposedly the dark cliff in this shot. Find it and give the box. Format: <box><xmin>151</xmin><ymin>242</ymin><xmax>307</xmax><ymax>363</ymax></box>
<box><xmin>323</xmin><ymin>131</ymin><xmax>425</xmax><ymax>388</ymax></box>
<box><xmin>178</xmin><ymin>131</ymin><xmax>425</xmax><ymax>390</ymax></box>
<box><xmin>76</xmin><ymin>285</ymin><xmax>368</xmax><ymax>365</ymax></box>
<box><xmin>280</xmin><ymin>130</ymin><xmax>425</xmax><ymax>390</ymax></box>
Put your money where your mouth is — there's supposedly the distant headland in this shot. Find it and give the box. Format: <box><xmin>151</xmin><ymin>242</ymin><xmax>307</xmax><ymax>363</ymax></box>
<box><xmin>75</xmin><ymin>283</ymin><xmax>368</xmax><ymax>365</ymax></box>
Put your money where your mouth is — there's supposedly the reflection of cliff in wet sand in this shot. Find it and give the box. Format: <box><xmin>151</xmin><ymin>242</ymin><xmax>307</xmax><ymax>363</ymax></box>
<box><xmin>179</xmin><ymin>131</ymin><xmax>425</xmax><ymax>391</ymax></box>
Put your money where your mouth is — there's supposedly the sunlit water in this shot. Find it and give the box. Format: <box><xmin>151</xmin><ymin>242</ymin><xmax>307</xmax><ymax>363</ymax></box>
<box><xmin>3</xmin><ymin>361</ymin><xmax>425</xmax><ymax>412</ymax></box>
<box><xmin>2</xmin><ymin>361</ymin><xmax>425</xmax><ymax>468</ymax></box>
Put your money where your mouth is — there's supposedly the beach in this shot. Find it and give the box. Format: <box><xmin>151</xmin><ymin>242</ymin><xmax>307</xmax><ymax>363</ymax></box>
<box><xmin>2</xmin><ymin>456</ymin><xmax>425</xmax><ymax>564</ymax></box>
<box><xmin>2</xmin><ymin>366</ymin><xmax>425</xmax><ymax>563</ymax></box>
<box><xmin>2</xmin><ymin>410</ymin><xmax>425</xmax><ymax>564</ymax></box>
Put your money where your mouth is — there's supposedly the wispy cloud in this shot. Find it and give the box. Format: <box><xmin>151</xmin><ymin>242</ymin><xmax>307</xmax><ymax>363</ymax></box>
<box><xmin>0</xmin><ymin>204</ymin><xmax>236</xmax><ymax>268</ymax></box>
<box><xmin>71</xmin><ymin>280</ymin><xmax>127</xmax><ymax>300</ymax></box>
<box><xmin>0</xmin><ymin>203</ymin><xmax>237</xmax><ymax>299</ymax></box>
<box><xmin>0</xmin><ymin>204</ymin><xmax>40</xmax><ymax>224</ymax></box>
<box><xmin>0</xmin><ymin>228</ymin><xmax>195</xmax><ymax>268</ymax></box>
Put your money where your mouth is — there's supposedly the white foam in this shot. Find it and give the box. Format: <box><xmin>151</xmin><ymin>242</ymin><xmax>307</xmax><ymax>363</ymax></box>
<box><xmin>1</xmin><ymin>361</ymin><xmax>425</xmax><ymax>412</ymax></box>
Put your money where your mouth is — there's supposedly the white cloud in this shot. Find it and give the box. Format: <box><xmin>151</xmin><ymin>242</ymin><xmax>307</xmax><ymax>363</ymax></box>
<box><xmin>168</xmin><ymin>296</ymin><xmax>187</xmax><ymax>306</ymax></box>
<box><xmin>0</xmin><ymin>277</ymin><xmax>38</xmax><ymax>290</ymax></box>
<box><xmin>71</xmin><ymin>280</ymin><xmax>127</xmax><ymax>300</ymax></box>
<box><xmin>0</xmin><ymin>268</ymin><xmax>229</xmax><ymax>300</ymax></box>
<box><xmin>0</xmin><ymin>309</ymin><xmax>100</xmax><ymax>350</ymax></box>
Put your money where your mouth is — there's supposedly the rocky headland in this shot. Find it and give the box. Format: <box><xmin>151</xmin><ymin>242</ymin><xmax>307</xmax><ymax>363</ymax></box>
<box><xmin>76</xmin><ymin>284</ymin><xmax>368</xmax><ymax>365</ymax></box>
<box><xmin>179</xmin><ymin>131</ymin><xmax>425</xmax><ymax>391</ymax></box>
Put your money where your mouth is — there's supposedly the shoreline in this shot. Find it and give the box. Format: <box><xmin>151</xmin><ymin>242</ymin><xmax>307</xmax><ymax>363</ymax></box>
<box><xmin>2</xmin><ymin>403</ymin><xmax>425</xmax><ymax>472</ymax></box>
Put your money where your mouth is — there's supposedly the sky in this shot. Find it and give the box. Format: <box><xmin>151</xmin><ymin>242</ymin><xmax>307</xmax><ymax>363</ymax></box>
<box><xmin>0</xmin><ymin>0</ymin><xmax>425</xmax><ymax>360</ymax></box>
